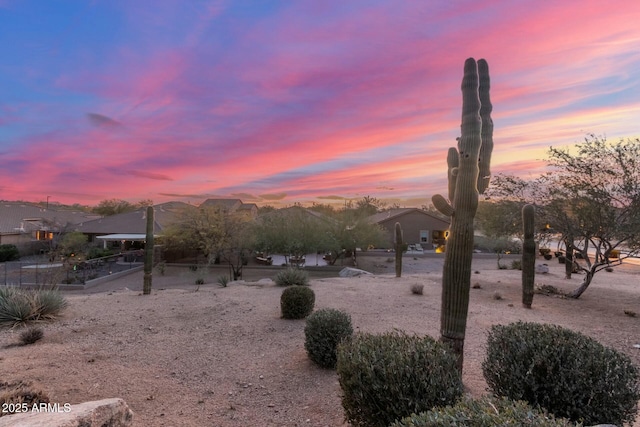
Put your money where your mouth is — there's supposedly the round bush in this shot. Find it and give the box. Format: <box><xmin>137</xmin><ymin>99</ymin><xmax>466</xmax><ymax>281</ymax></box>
<box><xmin>336</xmin><ymin>331</ymin><xmax>462</xmax><ymax>427</ymax></box>
<box><xmin>391</xmin><ymin>396</ymin><xmax>576</xmax><ymax>427</ymax></box>
<box><xmin>0</xmin><ymin>244</ymin><xmax>20</xmax><ymax>262</ymax></box>
<box><xmin>304</xmin><ymin>308</ymin><xmax>353</xmax><ymax>368</ymax></box>
<box><xmin>280</xmin><ymin>286</ymin><xmax>315</xmax><ymax>319</ymax></box>
<box><xmin>483</xmin><ymin>321</ymin><xmax>640</xmax><ymax>426</ymax></box>
<box><xmin>275</xmin><ymin>267</ymin><xmax>309</xmax><ymax>286</ymax></box>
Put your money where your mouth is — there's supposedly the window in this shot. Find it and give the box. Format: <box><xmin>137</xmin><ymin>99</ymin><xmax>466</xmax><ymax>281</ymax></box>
<box><xmin>35</xmin><ymin>230</ymin><xmax>53</xmax><ymax>241</ymax></box>
<box><xmin>419</xmin><ymin>230</ymin><xmax>429</xmax><ymax>243</ymax></box>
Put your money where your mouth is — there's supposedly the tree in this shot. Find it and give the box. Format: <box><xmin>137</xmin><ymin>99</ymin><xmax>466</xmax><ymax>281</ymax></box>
<box><xmin>218</xmin><ymin>214</ymin><xmax>255</xmax><ymax>280</ymax></box>
<box><xmin>253</xmin><ymin>207</ymin><xmax>327</xmax><ymax>264</ymax></box>
<box><xmin>542</xmin><ymin>135</ymin><xmax>640</xmax><ymax>297</ymax></box>
<box><xmin>322</xmin><ymin>209</ymin><xmax>386</xmax><ymax>265</ymax></box>
<box><xmin>92</xmin><ymin>199</ymin><xmax>136</xmax><ymax>216</ymax></box>
<box><xmin>490</xmin><ymin>135</ymin><xmax>640</xmax><ymax>298</ymax></box>
<box><xmin>162</xmin><ymin>205</ymin><xmax>226</xmax><ymax>264</ymax></box>
<box><xmin>58</xmin><ymin>231</ymin><xmax>88</xmax><ymax>256</ymax></box>
<box><xmin>308</xmin><ymin>202</ymin><xmax>337</xmax><ymax>217</ymax></box>
<box><xmin>354</xmin><ymin>196</ymin><xmax>385</xmax><ymax>217</ymax></box>
<box><xmin>257</xmin><ymin>205</ymin><xmax>276</xmax><ymax>215</ymax></box>
<box><xmin>476</xmin><ymin>200</ymin><xmax>524</xmax><ymax>240</ymax></box>
<box><xmin>162</xmin><ymin>205</ymin><xmax>255</xmax><ymax>279</ymax></box>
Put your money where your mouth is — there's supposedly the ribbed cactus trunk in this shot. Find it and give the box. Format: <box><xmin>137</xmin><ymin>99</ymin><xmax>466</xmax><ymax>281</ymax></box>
<box><xmin>432</xmin><ymin>58</ymin><xmax>493</xmax><ymax>371</ymax></box>
<box><xmin>564</xmin><ymin>235</ymin><xmax>574</xmax><ymax>279</ymax></box>
<box><xmin>522</xmin><ymin>204</ymin><xmax>535</xmax><ymax>308</ymax></box>
<box><xmin>143</xmin><ymin>206</ymin><xmax>154</xmax><ymax>295</ymax></box>
<box><xmin>394</xmin><ymin>222</ymin><xmax>403</xmax><ymax>278</ymax></box>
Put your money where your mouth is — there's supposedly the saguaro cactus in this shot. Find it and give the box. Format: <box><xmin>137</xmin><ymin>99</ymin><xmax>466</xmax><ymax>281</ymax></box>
<box><xmin>394</xmin><ymin>222</ymin><xmax>404</xmax><ymax>278</ymax></box>
<box><xmin>431</xmin><ymin>58</ymin><xmax>493</xmax><ymax>370</ymax></box>
<box><xmin>522</xmin><ymin>204</ymin><xmax>535</xmax><ymax>308</ymax></box>
<box><xmin>143</xmin><ymin>206</ymin><xmax>154</xmax><ymax>295</ymax></box>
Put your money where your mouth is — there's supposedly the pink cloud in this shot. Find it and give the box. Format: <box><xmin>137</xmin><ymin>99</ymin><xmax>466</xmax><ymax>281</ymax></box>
<box><xmin>4</xmin><ymin>1</ymin><xmax>640</xmax><ymax>207</ymax></box>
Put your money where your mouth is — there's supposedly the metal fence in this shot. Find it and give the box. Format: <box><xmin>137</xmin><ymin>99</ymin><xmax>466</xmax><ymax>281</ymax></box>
<box><xmin>1</xmin><ymin>252</ymin><xmax>143</xmax><ymax>287</ymax></box>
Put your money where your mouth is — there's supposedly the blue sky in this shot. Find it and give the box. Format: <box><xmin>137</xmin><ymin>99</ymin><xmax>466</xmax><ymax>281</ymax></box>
<box><xmin>1</xmin><ymin>0</ymin><xmax>640</xmax><ymax>207</ymax></box>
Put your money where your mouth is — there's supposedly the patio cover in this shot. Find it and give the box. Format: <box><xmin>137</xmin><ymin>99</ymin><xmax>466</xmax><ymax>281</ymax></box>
<box><xmin>96</xmin><ymin>234</ymin><xmax>150</xmax><ymax>241</ymax></box>
<box><xmin>95</xmin><ymin>233</ymin><xmax>161</xmax><ymax>248</ymax></box>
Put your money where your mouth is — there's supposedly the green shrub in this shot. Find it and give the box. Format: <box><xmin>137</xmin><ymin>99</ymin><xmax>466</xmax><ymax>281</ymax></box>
<box><xmin>275</xmin><ymin>267</ymin><xmax>309</xmax><ymax>287</ymax></box>
<box><xmin>336</xmin><ymin>331</ymin><xmax>462</xmax><ymax>427</ymax></box>
<box><xmin>483</xmin><ymin>321</ymin><xmax>640</xmax><ymax>426</ymax></box>
<box><xmin>86</xmin><ymin>247</ymin><xmax>114</xmax><ymax>259</ymax></box>
<box><xmin>217</xmin><ymin>275</ymin><xmax>229</xmax><ymax>287</ymax></box>
<box><xmin>511</xmin><ymin>259</ymin><xmax>522</xmax><ymax>270</ymax></box>
<box><xmin>391</xmin><ymin>396</ymin><xmax>577</xmax><ymax>427</ymax></box>
<box><xmin>0</xmin><ymin>288</ymin><xmax>67</xmax><ymax>327</ymax></box>
<box><xmin>0</xmin><ymin>244</ymin><xmax>20</xmax><ymax>262</ymax></box>
<box><xmin>304</xmin><ymin>308</ymin><xmax>353</xmax><ymax>368</ymax></box>
<box><xmin>19</xmin><ymin>327</ymin><xmax>44</xmax><ymax>345</ymax></box>
<box><xmin>280</xmin><ymin>286</ymin><xmax>315</xmax><ymax>319</ymax></box>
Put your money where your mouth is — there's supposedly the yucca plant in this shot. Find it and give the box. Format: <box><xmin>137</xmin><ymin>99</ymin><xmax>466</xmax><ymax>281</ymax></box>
<box><xmin>0</xmin><ymin>288</ymin><xmax>67</xmax><ymax>327</ymax></box>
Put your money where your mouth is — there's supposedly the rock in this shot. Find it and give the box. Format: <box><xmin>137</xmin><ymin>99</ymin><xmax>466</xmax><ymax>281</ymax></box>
<box><xmin>0</xmin><ymin>398</ymin><xmax>133</xmax><ymax>427</ymax></box>
<box><xmin>535</xmin><ymin>263</ymin><xmax>549</xmax><ymax>274</ymax></box>
<box><xmin>339</xmin><ymin>267</ymin><xmax>373</xmax><ymax>277</ymax></box>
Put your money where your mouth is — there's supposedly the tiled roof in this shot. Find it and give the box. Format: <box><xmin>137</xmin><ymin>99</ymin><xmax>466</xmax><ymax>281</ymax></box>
<box><xmin>74</xmin><ymin>201</ymin><xmax>191</xmax><ymax>235</ymax></box>
<box><xmin>0</xmin><ymin>202</ymin><xmax>98</xmax><ymax>234</ymax></box>
<box><xmin>367</xmin><ymin>208</ymin><xmax>451</xmax><ymax>225</ymax></box>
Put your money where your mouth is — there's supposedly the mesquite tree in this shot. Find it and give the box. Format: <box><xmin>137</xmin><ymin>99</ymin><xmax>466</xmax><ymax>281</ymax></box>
<box><xmin>432</xmin><ymin>58</ymin><xmax>493</xmax><ymax>370</ymax></box>
<box><xmin>544</xmin><ymin>136</ymin><xmax>640</xmax><ymax>298</ymax></box>
<box><xmin>488</xmin><ymin>136</ymin><xmax>640</xmax><ymax>298</ymax></box>
<box><xmin>521</xmin><ymin>204</ymin><xmax>535</xmax><ymax>308</ymax></box>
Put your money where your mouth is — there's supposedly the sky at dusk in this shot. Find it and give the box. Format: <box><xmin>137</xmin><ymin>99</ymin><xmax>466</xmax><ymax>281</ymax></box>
<box><xmin>2</xmin><ymin>1</ymin><xmax>640</xmax><ymax>208</ymax></box>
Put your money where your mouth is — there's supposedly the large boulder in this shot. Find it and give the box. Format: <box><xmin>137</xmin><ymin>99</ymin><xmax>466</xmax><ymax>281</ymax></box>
<box><xmin>0</xmin><ymin>398</ymin><xmax>133</xmax><ymax>427</ymax></box>
<box><xmin>535</xmin><ymin>263</ymin><xmax>549</xmax><ymax>274</ymax></box>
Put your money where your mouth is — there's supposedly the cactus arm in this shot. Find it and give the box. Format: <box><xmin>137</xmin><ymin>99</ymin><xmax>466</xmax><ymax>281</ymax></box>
<box><xmin>447</xmin><ymin>147</ymin><xmax>459</xmax><ymax>202</ymax></box>
<box><xmin>432</xmin><ymin>194</ymin><xmax>454</xmax><ymax>217</ymax></box>
<box><xmin>477</xmin><ymin>59</ymin><xmax>494</xmax><ymax>194</ymax></box>
<box><xmin>521</xmin><ymin>204</ymin><xmax>535</xmax><ymax>308</ymax></box>
<box><xmin>432</xmin><ymin>147</ymin><xmax>460</xmax><ymax>217</ymax></box>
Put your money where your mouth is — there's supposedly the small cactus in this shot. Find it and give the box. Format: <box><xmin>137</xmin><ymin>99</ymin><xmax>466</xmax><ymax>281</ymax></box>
<box><xmin>522</xmin><ymin>204</ymin><xmax>535</xmax><ymax>308</ymax></box>
<box><xmin>394</xmin><ymin>222</ymin><xmax>404</xmax><ymax>278</ymax></box>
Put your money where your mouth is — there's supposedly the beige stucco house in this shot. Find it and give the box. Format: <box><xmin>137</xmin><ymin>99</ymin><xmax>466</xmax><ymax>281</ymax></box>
<box><xmin>368</xmin><ymin>208</ymin><xmax>450</xmax><ymax>249</ymax></box>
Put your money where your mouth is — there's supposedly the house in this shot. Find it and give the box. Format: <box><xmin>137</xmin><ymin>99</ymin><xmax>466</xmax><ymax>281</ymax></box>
<box><xmin>0</xmin><ymin>202</ymin><xmax>98</xmax><ymax>254</ymax></box>
<box><xmin>74</xmin><ymin>201</ymin><xmax>190</xmax><ymax>250</ymax></box>
<box><xmin>368</xmin><ymin>208</ymin><xmax>450</xmax><ymax>249</ymax></box>
<box><xmin>73</xmin><ymin>199</ymin><xmax>259</xmax><ymax>251</ymax></box>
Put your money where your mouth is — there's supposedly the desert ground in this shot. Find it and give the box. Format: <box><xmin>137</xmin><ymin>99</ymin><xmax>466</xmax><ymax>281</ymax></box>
<box><xmin>1</xmin><ymin>253</ymin><xmax>639</xmax><ymax>426</ymax></box>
